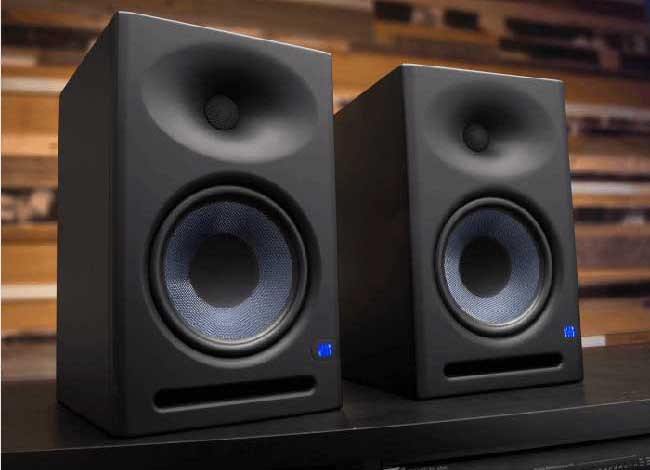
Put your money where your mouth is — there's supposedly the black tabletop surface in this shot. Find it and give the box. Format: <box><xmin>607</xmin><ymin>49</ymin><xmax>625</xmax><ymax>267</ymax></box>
<box><xmin>3</xmin><ymin>344</ymin><xmax>650</xmax><ymax>469</ymax></box>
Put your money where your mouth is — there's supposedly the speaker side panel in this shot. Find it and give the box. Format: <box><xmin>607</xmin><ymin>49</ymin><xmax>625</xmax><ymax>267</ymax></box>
<box><xmin>111</xmin><ymin>13</ymin><xmax>340</xmax><ymax>435</ymax></box>
<box><xmin>57</xmin><ymin>17</ymin><xmax>120</xmax><ymax>430</ymax></box>
<box><xmin>402</xmin><ymin>65</ymin><xmax>582</xmax><ymax>398</ymax></box>
<box><xmin>335</xmin><ymin>68</ymin><xmax>417</xmax><ymax>396</ymax></box>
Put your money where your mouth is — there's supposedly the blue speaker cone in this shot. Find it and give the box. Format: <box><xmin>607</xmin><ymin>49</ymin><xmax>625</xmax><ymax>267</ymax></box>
<box><xmin>437</xmin><ymin>198</ymin><xmax>552</xmax><ymax>336</ymax></box>
<box><xmin>151</xmin><ymin>186</ymin><xmax>307</xmax><ymax>356</ymax></box>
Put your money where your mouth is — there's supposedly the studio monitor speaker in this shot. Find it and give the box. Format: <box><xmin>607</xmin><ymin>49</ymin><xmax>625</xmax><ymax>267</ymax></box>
<box><xmin>335</xmin><ymin>65</ymin><xmax>582</xmax><ymax>398</ymax></box>
<box><xmin>57</xmin><ymin>12</ymin><xmax>340</xmax><ymax>436</ymax></box>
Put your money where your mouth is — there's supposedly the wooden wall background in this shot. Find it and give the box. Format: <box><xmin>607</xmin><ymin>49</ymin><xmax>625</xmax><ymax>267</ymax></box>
<box><xmin>2</xmin><ymin>0</ymin><xmax>650</xmax><ymax>350</ymax></box>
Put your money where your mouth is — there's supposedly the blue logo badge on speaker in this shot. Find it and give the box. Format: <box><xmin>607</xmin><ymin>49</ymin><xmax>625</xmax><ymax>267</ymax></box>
<box><xmin>317</xmin><ymin>342</ymin><xmax>333</xmax><ymax>359</ymax></box>
<box><xmin>564</xmin><ymin>325</ymin><xmax>577</xmax><ymax>339</ymax></box>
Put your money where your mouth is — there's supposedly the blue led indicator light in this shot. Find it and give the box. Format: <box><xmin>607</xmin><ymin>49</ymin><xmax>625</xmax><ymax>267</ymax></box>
<box><xmin>564</xmin><ymin>325</ymin><xmax>576</xmax><ymax>339</ymax></box>
<box><xmin>317</xmin><ymin>342</ymin><xmax>333</xmax><ymax>359</ymax></box>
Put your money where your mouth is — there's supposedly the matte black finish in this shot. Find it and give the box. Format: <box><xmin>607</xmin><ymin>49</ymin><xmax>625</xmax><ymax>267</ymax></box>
<box><xmin>3</xmin><ymin>345</ymin><xmax>650</xmax><ymax>469</ymax></box>
<box><xmin>57</xmin><ymin>12</ymin><xmax>340</xmax><ymax>436</ymax></box>
<box><xmin>335</xmin><ymin>65</ymin><xmax>582</xmax><ymax>398</ymax></box>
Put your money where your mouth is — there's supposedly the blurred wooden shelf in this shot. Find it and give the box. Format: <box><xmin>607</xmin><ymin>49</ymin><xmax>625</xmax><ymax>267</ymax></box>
<box><xmin>579</xmin><ymin>297</ymin><xmax>650</xmax><ymax>337</ymax></box>
<box><xmin>374</xmin><ymin>20</ymin><xmax>499</xmax><ymax>47</ymax></box>
<box><xmin>574</xmin><ymin>224</ymin><xmax>650</xmax><ymax>238</ymax></box>
<box><xmin>570</xmin><ymin>136</ymin><xmax>650</xmax><ymax>159</ymax></box>
<box><xmin>2</xmin><ymin>133</ymin><xmax>58</xmax><ymax>158</ymax></box>
<box><xmin>569</xmin><ymin>138</ymin><xmax>650</xmax><ymax>177</ymax></box>
<box><xmin>578</xmin><ymin>267</ymin><xmax>650</xmax><ymax>286</ymax></box>
<box><xmin>573</xmin><ymin>191</ymin><xmax>650</xmax><ymax>209</ymax></box>
<box><xmin>2</xmin><ymin>223</ymin><xmax>57</xmax><ymax>242</ymax></box>
<box><xmin>402</xmin><ymin>0</ymin><xmax>650</xmax><ymax>34</ymax></box>
<box><xmin>1</xmin><ymin>299</ymin><xmax>57</xmax><ymax>337</ymax></box>
<box><xmin>2</xmin><ymin>154</ymin><xmax>58</xmax><ymax>188</ymax></box>
<box><xmin>574</xmin><ymin>224</ymin><xmax>650</xmax><ymax>268</ymax></box>
<box><xmin>6</xmin><ymin>0</ymin><xmax>649</xmax><ymax>38</ymax></box>
<box><xmin>2</xmin><ymin>9</ymin><xmax>111</xmax><ymax>32</ymax></box>
<box><xmin>603</xmin><ymin>330</ymin><xmax>650</xmax><ymax>346</ymax></box>
<box><xmin>1</xmin><ymin>92</ymin><xmax>59</xmax><ymax>134</ymax></box>
<box><xmin>1</xmin><ymin>242</ymin><xmax>57</xmax><ymax>284</ymax></box>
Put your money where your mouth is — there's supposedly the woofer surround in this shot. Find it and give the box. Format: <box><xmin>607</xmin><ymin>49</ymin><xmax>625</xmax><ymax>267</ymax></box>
<box><xmin>151</xmin><ymin>186</ymin><xmax>308</xmax><ymax>356</ymax></box>
<box><xmin>436</xmin><ymin>197</ymin><xmax>552</xmax><ymax>336</ymax></box>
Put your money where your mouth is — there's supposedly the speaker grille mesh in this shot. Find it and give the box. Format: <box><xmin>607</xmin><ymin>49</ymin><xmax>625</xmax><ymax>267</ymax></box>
<box><xmin>442</xmin><ymin>207</ymin><xmax>543</xmax><ymax>327</ymax></box>
<box><xmin>162</xmin><ymin>200</ymin><xmax>295</xmax><ymax>343</ymax></box>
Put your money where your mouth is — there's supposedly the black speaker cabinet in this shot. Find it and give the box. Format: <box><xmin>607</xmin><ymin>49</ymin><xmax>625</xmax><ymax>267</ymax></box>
<box><xmin>57</xmin><ymin>12</ymin><xmax>340</xmax><ymax>436</ymax></box>
<box><xmin>335</xmin><ymin>65</ymin><xmax>583</xmax><ymax>398</ymax></box>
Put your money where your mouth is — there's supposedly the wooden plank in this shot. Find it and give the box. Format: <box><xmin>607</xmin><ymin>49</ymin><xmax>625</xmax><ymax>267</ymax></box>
<box><xmin>575</xmin><ymin>224</ymin><xmax>650</xmax><ymax>239</ymax></box>
<box><xmin>569</xmin><ymin>137</ymin><xmax>650</xmax><ymax>160</ymax></box>
<box><xmin>2</xmin><ymin>8</ymin><xmax>110</xmax><ymax>31</ymax></box>
<box><xmin>2</xmin><ymin>154</ymin><xmax>58</xmax><ymax>188</ymax></box>
<box><xmin>2</xmin><ymin>284</ymin><xmax>57</xmax><ymax>300</ymax></box>
<box><xmin>492</xmin><ymin>0</ymin><xmax>646</xmax><ymax>25</ymax></box>
<box><xmin>332</xmin><ymin>51</ymin><xmax>650</xmax><ymax>109</ymax></box>
<box><xmin>1</xmin><ymin>1</ymin><xmax>373</xmax><ymax>45</ymax></box>
<box><xmin>5</xmin><ymin>0</ymin><xmax>648</xmax><ymax>37</ymax></box>
<box><xmin>604</xmin><ymin>331</ymin><xmax>650</xmax><ymax>346</ymax></box>
<box><xmin>374</xmin><ymin>20</ymin><xmax>499</xmax><ymax>47</ymax></box>
<box><xmin>271</xmin><ymin>35</ymin><xmax>350</xmax><ymax>54</ymax></box>
<box><xmin>1</xmin><ymin>299</ymin><xmax>57</xmax><ymax>335</ymax></box>
<box><xmin>573</xmin><ymin>181</ymin><xmax>650</xmax><ymax>196</ymax></box>
<box><xmin>1</xmin><ymin>64</ymin><xmax>68</xmax><ymax>78</ymax></box>
<box><xmin>2</xmin><ymin>133</ymin><xmax>58</xmax><ymax>157</ymax></box>
<box><xmin>578</xmin><ymin>267</ymin><xmax>650</xmax><ymax>286</ymax></box>
<box><xmin>403</xmin><ymin>0</ymin><xmax>650</xmax><ymax>36</ymax></box>
<box><xmin>1</xmin><ymin>93</ymin><xmax>58</xmax><ymax>134</ymax></box>
<box><xmin>2</xmin><ymin>223</ymin><xmax>57</xmax><ymax>243</ymax></box>
<box><xmin>1</xmin><ymin>243</ymin><xmax>57</xmax><ymax>284</ymax></box>
<box><xmin>2</xmin><ymin>76</ymin><xmax>68</xmax><ymax>94</ymax></box>
<box><xmin>572</xmin><ymin>193</ymin><xmax>650</xmax><ymax>209</ymax></box>
<box><xmin>568</xmin><ymin>136</ymin><xmax>650</xmax><ymax>177</ymax></box>
<box><xmin>2</xmin><ymin>47</ymin><xmax>85</xmax><ymax>68</ymax></box>
<box><xmin>575</xmin><ymin>224</ymin><xmax>650</xmax><ymax>268</ymax></box>
<box><xmin>570</xmin><ymin>154</ymin><xmax>650</xmax><ymax>177</ymax></box>
<box><xmin>579</xmin><ymin>297</ymin><xmax>650</xmax><ymax>337</ymax></box>
<box><xmin>566</xmin><ymin>102</ymin><xmax>650</xmax><ymax>122</ymax></box>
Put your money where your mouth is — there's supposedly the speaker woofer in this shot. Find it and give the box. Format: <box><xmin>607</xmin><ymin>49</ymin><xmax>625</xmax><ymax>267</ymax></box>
<box><xmin>436</xmin><ymin>198</ymin><xmax>552</xmax><ymax>336</ymax></box>
<box><xmin>151</xmin><ymin>186</ymin><xmax>307</xmax><ymax>356</ymax></box>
